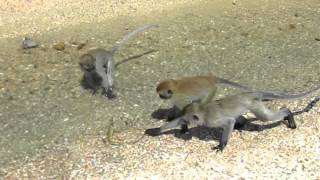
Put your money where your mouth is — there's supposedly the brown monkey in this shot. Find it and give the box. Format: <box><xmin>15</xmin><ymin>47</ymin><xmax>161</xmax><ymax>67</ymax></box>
<box><xmin>155</xmin><ymin>75</ymin><xmax>264</xmax><ymax>120</ymax></box>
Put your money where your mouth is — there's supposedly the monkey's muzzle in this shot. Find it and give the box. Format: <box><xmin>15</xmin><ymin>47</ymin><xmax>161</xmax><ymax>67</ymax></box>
<box><xmin>159</xmin><ymin>94</ymin><xmax>170</xmax><ymax>99</ymax></box>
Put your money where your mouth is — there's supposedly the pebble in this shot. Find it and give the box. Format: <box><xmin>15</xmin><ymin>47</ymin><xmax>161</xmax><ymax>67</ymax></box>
<box><xmin>22</xmin><ymin>37</ymin><xmax>38</xmax><ymax>49</ymax></box>
<box><xmin>52</xmin><ymin>42</ymin><xmax>66</xmax><ymax>51</ymax></box>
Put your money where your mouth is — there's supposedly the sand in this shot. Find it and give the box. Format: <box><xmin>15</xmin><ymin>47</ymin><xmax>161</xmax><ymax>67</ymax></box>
<box><xmin>0</xmin><ymin>0</ymin><xmax>320</xmax><ymax>179</ymax></box>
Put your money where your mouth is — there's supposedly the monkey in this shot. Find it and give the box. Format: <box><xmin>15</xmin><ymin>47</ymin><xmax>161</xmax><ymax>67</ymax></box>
<box><xmin>146</xmin><ymin>84</ymin><xmax>320</xmax><ymax>152</ymax></box>
<box><xmin>79</xmin><ymin>24</ymin><xmax>158</xmax><ymax>99</ymax></box>
<box><xmin>155</xmin><ymin>75</ymin><xmax>282</xmax><ymax>120</ymax></box>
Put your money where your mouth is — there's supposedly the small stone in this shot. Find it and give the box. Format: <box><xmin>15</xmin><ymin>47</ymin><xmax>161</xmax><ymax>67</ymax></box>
<box><xmin>240</xmin><ymin>32</ymin><xmax>249</xmax><ymax>37</ymax></box>
<box><xmin>22</xmin><ymin>37</ymin><xmax>38</xmax><ymax>49</ymax></box>
<box><xmin>52</xmin><ymin>42</ymin><xmax>65</xmax><ymax>51</ymax></box>
<box><xmin>71</xmin><ymin>40</ymin><xmax>87</xmax><ymax>50</ymax></box>
<box><xmin>77</xmin><ymin>43</ymin><xmax>86</xmax><ymax>50</ymax></box>
<box><xmin>289</xmin><ymin>24</ymin><xmax>296</xmax><ymax>29</ymax></box>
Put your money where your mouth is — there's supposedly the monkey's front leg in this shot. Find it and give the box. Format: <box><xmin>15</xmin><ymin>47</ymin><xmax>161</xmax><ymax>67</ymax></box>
<box><xmin>103</xmin><ymin>58</ymin><xmax>117</xmax><ymax>99</ymax></box>
<box><xmin>212</xmin><ymin>119</ymin><xmax>236</xmax><ymax>152</ymax></box>
<box><xmin>81</xmin><ymin>71</ymin><xmax>102</xmax><ymax>95</ymax></box>
<box><xmin>145</xmin><ymin>117</ymin><xmax>184</xmax><ymax>136</ymax></box>
<box><xmin>102</xmin><ymin>87</ymin><xmax>117</xmax><ymax>99</ymax></box>
<box><xmin>167</xmin><ymin>106</ymin><xmax>189</xmax><ymax>134</ymax></box>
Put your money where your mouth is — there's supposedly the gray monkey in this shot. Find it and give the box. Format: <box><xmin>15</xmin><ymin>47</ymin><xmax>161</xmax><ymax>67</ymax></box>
<box><xmin>146</xmin><ymin>85</ymin><xmax>320</xmax><ymax>151</ymax></box>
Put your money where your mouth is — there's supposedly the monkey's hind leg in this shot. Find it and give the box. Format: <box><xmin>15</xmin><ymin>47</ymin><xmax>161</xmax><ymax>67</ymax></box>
<box><xmin>250</xmin><ymin>102</ymin><xmax>296</xmax><ymax>129</ymax></box>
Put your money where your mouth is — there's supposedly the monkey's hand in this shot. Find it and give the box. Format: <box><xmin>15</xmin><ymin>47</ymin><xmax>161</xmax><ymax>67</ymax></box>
<box><xmin>212</xmin><ymin>142</ymin><xmax>227</xmax><ymax>153</ymax></box>
<box><xmin>145</xmin><ymin>128</ymin><xmax>161</xmax><ymax>136</ymax></box>
<box><xmin>103</xmin><ymin>88</ymin><xmax>117</xmax><ymax>99</ymax></box>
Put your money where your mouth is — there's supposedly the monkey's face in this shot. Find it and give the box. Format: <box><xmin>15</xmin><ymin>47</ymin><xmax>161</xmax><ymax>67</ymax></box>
<box><xmin>156</xmin><ymin>80</ymin><xmax>176</xmax><ymax>100</ymax></box>
<box><xmin>182</xmin><ymin>103</ymin><xmax>205</xmax><ymax>127</ymax></box>
<box><xmin>79</xmin><ymin>54</ymin><xmax>96</xmax><ymax>72</ymax></box>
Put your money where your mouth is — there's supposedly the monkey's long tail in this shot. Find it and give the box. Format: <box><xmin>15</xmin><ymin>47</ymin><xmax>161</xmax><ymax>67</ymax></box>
<box><xmin>292</xmin><ymin>96</ymin><xmax>320</xmax><ymax>116</ymax></box>
<box><xmin>110</xmin><ymin>24</ymin><xmax>159</xmax><ymax>55</ymax></box>
<box><xmin>219</xmin><ymin>78</ymin><xmax>320</xmax><ymax>101</ymax></box>
<box><xmin>248</xmin><ymin>84</ymin><xmax>320</xmax><ymax>100</ymax></box>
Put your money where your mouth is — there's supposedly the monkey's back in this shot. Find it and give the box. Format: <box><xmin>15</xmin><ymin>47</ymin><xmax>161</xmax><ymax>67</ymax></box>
<box><xmin>175</xmin><ymin>75</ymin><xmax>217</xmax><ymax>95</ymax></box>
<box><xmin>205</xmin><ymin>95</ymin><xmax>253</xmax><ymax>123</ymax></box>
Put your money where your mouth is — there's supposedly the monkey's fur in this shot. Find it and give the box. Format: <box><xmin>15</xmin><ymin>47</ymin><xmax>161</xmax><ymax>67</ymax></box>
<box><xmin>155</xmin><ymin>75</ymin><xmax>278</xmax><ymax>120</ymax></box>
<box><xmin>80</xmin><ymin>24</ymin><xmax>158</xmax><ymax>99</ymax></box>
<box><xmin>147</xmin><ymin>84</ymin><xmax>320</xmax><ymax>151</ymax></box>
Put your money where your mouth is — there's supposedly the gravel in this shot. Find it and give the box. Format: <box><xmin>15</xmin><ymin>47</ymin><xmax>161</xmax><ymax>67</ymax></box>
<box><xmin>0</xmin><ymin>0</ymin><xmax>320</xmax><ymax>179</ymax></box>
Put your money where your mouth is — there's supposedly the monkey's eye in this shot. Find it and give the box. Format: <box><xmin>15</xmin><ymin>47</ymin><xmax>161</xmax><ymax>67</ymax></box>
<box><xmin>87</xmin><ymin>65</ymin><xmax>95</xmax><ymax>71</ymax></box>
<box><xmin>167</xmin><ymin>90</ymin><xmax>173</xmax><ymax>95</ymax></box>
<box><xmin>81</xmin><ymin>64</ymin><xmax>95</xmax><ymax>71</ymax></box>
<box><xmin>192</xmin><ymin>115</ymin><xmax>199</xmax><ymax>121</ymax></box>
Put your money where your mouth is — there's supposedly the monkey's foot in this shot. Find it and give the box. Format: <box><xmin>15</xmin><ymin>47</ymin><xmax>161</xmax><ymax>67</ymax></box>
<box><xmin>281</xmin><ymin>108</ymin><xmax>297</xmax><ymax>129</ymax></box>
<box><xmin>145</xmin><ymin>128</ymin><xmax>161</xmax><ymax>136</ymax></box>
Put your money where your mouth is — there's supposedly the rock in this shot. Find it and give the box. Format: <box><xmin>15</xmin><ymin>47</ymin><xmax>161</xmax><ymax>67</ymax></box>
<box><xmin>289</xmin><ymin>24</ymin><xmax>296</xmax><ymax>29</ymax></box>
<box><xmin>71</xmin><ymin>40</ymin><xmax>87</xmax><ymax>50</ymax></box>
<box><xmin>77</xmin><ymin>42</ymin><xmax>87</xmax><ymax>50</ymax></box>
<box><xmin>52</xmin><ymin>42</ymin><xmax>65</xmax><ymax>51</ymax></box>
<box><xmin>22</xmin><ymin>37</ymin><xmax>38</xmax><ymax>49</ymax></box>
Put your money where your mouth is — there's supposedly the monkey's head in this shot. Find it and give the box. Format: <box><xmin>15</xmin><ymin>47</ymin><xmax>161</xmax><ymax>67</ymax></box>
<box><xmin>181</xmin><ymin>103</ymin><xmax>205</xmax><ymax>127</ymax></box>
<box><xmin>156</xmin><ymin>79</ymin><xmax>177</xmax><ymax>100</ymax></box>
<box><xmin>79</xmin><ymin>54</ymin><xmax>95</xmax><ymax>72</ymax></box>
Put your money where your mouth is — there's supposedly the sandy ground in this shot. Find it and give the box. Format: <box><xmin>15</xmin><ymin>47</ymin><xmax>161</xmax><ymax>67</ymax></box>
<box><xmin>0</xmin><ymin>0</ymin><xmax>320</xmax><ymax>179</ymax></box>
